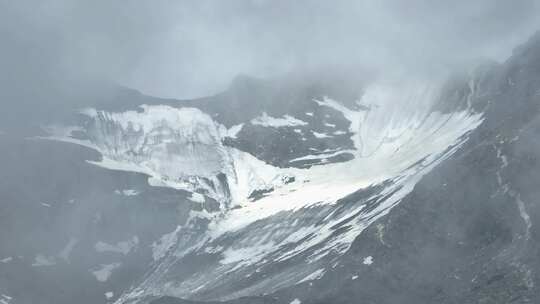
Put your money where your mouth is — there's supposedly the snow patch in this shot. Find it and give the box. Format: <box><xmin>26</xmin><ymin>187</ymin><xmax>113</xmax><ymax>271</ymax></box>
<box><xmin>188</xmin><ymin>192</ymin><xmax>205</xmax><ymax>203</ymax></box>
<box><xmin>0</xmin><ymin>294</ymin><xmax>11</xmax><ymax>304</ymax></box>
<box><xmin>312</xmin><ymin>131</ymin><xmax>332</xmax><ymax>138</ymax></box>
<box><xmin>251</xmin><ymin>112</ymin><xmax>308</xmax><ymax>128</ymax></box>
<box><xmin>204</xmin><ymin>245</ymin><xmax>224</xmax><ymax>254</ymax></box>
<box><xmin>114</xmin><ymin>189</ymin><xmax>139</xmax><ymax>196</ymax></box>
<box><xmin>220</xmin><ymin>242</ymin><xmax>276</xmax><ymax>271</ymax></box>
<box><xmin>32</xmin><ymin>254</ymin><xmax>56</xmax><ymax>267</ymax></box>
<box><xmin>363</xmin><ymin>256</ymin><xmax>373</xmax><ymax>265</ymax></box>
<box><xmin>226</xmin><ymin>124</ymin><xmax>244</xmax><ymax>138</ymax></box>
<box><xmin>95</xmin><ymin>237</ymin><xmax>138</xmax><ymax>255</ymax></box>
<box><xmin>516</xmin><ymin>194</ymin><xmax>532</xmax><ymax>239</ymax></box>
<box><xmin>152</xmin><ymin>226</ymin><xmax>181</xmax><ymax>261</ymax></box>
<box><xmin>91</xmin><ymin>263</ymin><xmax>121</xmax><ymax>282</ymax></box>
<box><xmin>297</xmin><ymin>268</ymin><xmax>325</xmax><ymax>284</ymax></box>
<box><xmin>0</xmin><ymin>257</ymin><xmax>13</xmax><ymax>263</ymax></box>
<box><xmin>289</xmin><ymin>150</ymin><xmax>352</xmax><ymax>163</ymax></box>
<box><xmin>59</xmin><ymin>237</ymin><xmax>78</xmax><ymax>262</ymax></box>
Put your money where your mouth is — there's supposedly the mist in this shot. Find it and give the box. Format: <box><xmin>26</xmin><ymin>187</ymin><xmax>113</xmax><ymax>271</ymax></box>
<box><xmin>3</xmin><ymin>2</ymin><xmax>540</xmax><ymax>304</ymax></box>
<box><xmin>1</xmin><ymin>0</ymin><xmax>540</xmax><ymax>102</ymax></box>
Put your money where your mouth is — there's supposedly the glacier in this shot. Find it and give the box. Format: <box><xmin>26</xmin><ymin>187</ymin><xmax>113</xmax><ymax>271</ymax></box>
<box><xmin>44</xmin><ymin>79</ymin><xmax>484</xmax><ymax>303</ymax></box>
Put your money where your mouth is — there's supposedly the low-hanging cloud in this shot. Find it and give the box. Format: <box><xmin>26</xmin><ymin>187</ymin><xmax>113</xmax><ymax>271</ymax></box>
<box><xmin>1</xmin><ymin>0</ymin><xmax>540</xmax><ymax>101</ymax></box>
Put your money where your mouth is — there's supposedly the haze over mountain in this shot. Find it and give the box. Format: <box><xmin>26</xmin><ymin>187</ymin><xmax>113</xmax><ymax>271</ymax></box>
<box><xmin>1</xmin><ymin>1</ymin><xmax>540</xmax><ymax>304</ymax></box>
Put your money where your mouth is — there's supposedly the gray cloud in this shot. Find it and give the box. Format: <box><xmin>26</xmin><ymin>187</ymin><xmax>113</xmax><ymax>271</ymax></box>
<box><xmin>1</xmin><ymin>0</ymin><xmax>540</xmax><ymax>100</ymax></box>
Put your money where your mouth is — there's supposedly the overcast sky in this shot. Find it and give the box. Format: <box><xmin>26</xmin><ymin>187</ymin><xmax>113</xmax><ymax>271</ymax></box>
<box><xmin>2</xmin><ymin>0</ymin><xmax>540</xmax><ymax>99</ymax></box>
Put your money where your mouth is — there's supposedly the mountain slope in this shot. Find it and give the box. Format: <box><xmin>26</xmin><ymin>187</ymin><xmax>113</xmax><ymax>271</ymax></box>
<box><xmin>41</xmin><ymin>73</ymin><xmax>483</xmax><ymax>303</ymax></box>
<box><xmin>239</xmin><ymin>32</ymin><xmax>540</xmax><ymax>304</ymax></box>
<box><xmin>2</xmin><ymin>32</ymin><xmax>540</xmax><ymax>304</ymax></box>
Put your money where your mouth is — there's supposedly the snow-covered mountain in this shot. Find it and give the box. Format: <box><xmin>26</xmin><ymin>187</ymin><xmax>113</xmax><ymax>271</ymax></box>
<box><xmin>43</xmin><ymin>73</ymin><xmax>483</xmax><ymax>303</ymax></box>
<box><xmin>2</xmin><ymin>32</ymin><xmax>540</xmax><ymax>304</ymax></box>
